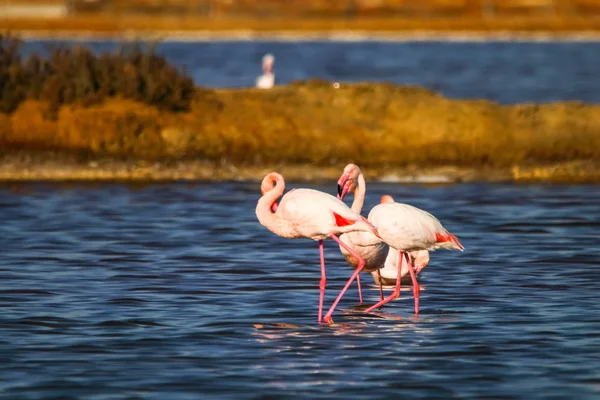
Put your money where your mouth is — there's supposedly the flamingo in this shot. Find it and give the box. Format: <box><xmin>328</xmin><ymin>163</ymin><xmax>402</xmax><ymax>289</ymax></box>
<box><xmin>256</xmin><ymin>172</ymin><xmax>382</xmax><ymax>324</ymax></box>
<box><xmin>263</xmin><ymin>173</ymin><xmax>369</xmax><ymax>303</ymax></box>
<box><xmin>335</xmin><ymin>165</ymin><xmax>428</xmax><ymax>303</ymax></box>
<box><xmin>335</xmin><ymin>164</ymin><xmax>387</xmax><ymax>303</ymax></box>
<box><xmin>337</xmin><ymin>165</ymin><xmax>464</xmax><ymax>316</ymax></box>
<box><xmin>371</xmin><ymin>196</ymin><xmax>430</xmax><ymax>287</ymax></box>
<box><xmin>256</xmin><ymin>53</ymin><xmax>275</xmax><ymax>89</ymax></box>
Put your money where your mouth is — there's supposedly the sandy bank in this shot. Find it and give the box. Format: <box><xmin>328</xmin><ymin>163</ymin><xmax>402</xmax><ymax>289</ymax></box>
<box><xmin>3</xmin><ymin>14</ymin><xmax>600</xmax><ymax>41</ymax></box>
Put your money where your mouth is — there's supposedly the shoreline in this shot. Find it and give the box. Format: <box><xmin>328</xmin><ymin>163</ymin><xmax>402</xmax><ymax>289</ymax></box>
<box><xmin>3</xmin><ymin>14</ymin><xmax>600</xmax><ymax>42</ymax></box>
<box><xmin>11</xmin><ymin>29</ymin><xmax>600</xmax><ymax>42</ymax></box>
<box><xmin>0</xmin><ymin>153</ymin><xmax>598</xmax><ymax>184</ymax></box>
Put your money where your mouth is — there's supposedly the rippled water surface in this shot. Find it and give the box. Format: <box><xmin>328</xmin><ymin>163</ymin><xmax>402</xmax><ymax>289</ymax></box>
<box><xmin>22</xmin><ymin>40</ymin><xmax>600</xmax><ymax>103</ymax></box>
<box><xmin>1</xmin><ymin>182</ymin><xmax>599</xmax><ymax>399</ymax></box>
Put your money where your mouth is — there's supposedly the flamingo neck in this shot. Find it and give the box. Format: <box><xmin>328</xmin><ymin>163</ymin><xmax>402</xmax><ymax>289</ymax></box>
<box><xmin>256</xmin><ymin>174</ymin><xmax>285</xmax><ymax>232</ymax></box>
<box><xmin>351</xmin><ymin>173</ymin><xmax>366</xmax><ymax>214</ymax></box>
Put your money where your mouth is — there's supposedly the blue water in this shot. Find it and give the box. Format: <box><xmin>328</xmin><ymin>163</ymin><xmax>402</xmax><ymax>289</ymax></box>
<box><xmin>3</xmin><ymin>40</ymin><xmax>600</xmax><ymax>398</ymax></box>
<box><xmin>21</xmin><ymin>40</ymin><xmax>600</xmax><ymax>104</ymax></box>
<box><xmin>1</xmin><ymin>182</ymin><xmax>600</xmax><ymax>399</ymax></box>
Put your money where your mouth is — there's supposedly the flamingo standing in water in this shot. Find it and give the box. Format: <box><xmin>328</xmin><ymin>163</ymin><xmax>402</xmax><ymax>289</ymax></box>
<box><xmin>335</xmin><ymin>164</ymin><xmax>387</xmax><ymax>303</ymax></box>
<box><xmin>256</xmin><ymin>54</ymin><xmax>275</xmax><ymax>89</ymax></box>
<box><xmin>337</xmin><ymin>165</ymin><xmax>464</xmax><ymax>316</ymax></box>
<box><xmin>336</xmin><ymin>165</ymin><xmax>429</xmax><ymax>303</ymax></box>
<box><xmin>371</xmin><ymin>196</ymin><xmax>430</xmax><ymax>287</ymax></box>
<box><xmin>256</xmin><ymin>172</ymin><xmax>381</xmax><ymax>324</ymax></box>
<box><xmin>263</xmin><ymin>173</ymin><xmax>371</xmax><ymax>303</ymax></box>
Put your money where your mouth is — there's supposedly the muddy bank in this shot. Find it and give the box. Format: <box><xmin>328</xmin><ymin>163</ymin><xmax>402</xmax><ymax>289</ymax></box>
<box><xmin>1</xmin><ymin>151</ymin><xmax>599</xmax><ymax>184</ymax></box>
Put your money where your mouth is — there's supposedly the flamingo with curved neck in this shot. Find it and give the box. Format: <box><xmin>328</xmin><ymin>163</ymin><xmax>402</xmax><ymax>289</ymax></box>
<box><xmin>336</xmin><ymin>166</ymin><xmax>427</xmax><ymax>301</ymax></box>
<box><xmin>336</xmin><ymin>164</ymin><xmax>387</xmax><ymax>302</ymax></box>
<box><xmin>256</xmin><ymin>172</ymin><xmax>382</xmax><ymax>324</ymax></box>
<box><xmin>337</xmin><ymin>164</ymin><xmax>464</xmax><ymax>316</ymax></box>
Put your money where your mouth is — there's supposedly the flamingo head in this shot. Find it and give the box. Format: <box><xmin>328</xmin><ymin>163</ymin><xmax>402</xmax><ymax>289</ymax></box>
<box><xmin>261</xmin><ymin>172</ymin><xmax>282</xmax><ymax>213</ymax></box>
<box><xmin>262</xmin><ymin>53</ymin><xmax>274</xmax><ymax>73</ymax></box>
<box><xmin>260</xmin><ymin>172</ymin><xmax>279</xmax><ymax>195</ymax></box>
<box><xmin>380</xmin><ymin>195</ymin><xmax>395</xmax><ymax>204</ymax></box>
<box><xmin>336</xmin><ymin>163</ymin><xmax>361</xmax><ymax>200</ymax></box>
<box><xmin>411</xmin><ymin>250</ymin><xmax>430</xmax><ymax>274</ymax></box>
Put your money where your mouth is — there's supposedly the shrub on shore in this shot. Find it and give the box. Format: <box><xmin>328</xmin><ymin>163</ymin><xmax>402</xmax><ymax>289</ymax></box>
<box><xmin>0</xmin><ymin>33</ymin><xmax>195</xmax><ymax>116</ymax></box>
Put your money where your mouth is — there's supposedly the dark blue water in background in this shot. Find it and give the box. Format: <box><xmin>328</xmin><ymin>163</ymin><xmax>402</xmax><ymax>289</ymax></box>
<box><xmin>20</xmin><ymin>40</ymin><xmax>600</xmax><ymax>104</ymax></box>
<box><xmin>2</xmin><ymin>40</ymin><xmax>600</xmax><ymax>399</ymax></box>
<box><xmin>1</xmin><ymin>182</ymin><xmax>599</xmax><ymax>399</ymax></box>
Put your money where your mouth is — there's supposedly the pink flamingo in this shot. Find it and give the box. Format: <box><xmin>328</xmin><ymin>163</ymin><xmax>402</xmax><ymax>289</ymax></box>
<box><xmin>256</xmin><ymin>172</ymin><xmax>381</xmax><ymax>324</ymax></box>
<box><xmin>263</xmin><ymin>172</ymin><xmax>371</xmax><ymax>304</ymax></box>
<box><xmin>337</xmin><ymin>165</ymin><xmax>464</xmax><ymax>316</ymax></box>
<box><xmin>371</xmin><ymin>196</ymin><xmax>430</xmax><ymax>287</ymax></box>
<box><xmin>336</xmin><ymin>165</ymin><xmax>428</xmax><ymax>303</ymax></box>
<box><xmin>335</xmin><ymin>165</ymin><xmax>388</xmax><ymax>304</ymax></box>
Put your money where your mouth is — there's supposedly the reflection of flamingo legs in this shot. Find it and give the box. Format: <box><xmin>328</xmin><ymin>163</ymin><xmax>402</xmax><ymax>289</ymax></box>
<box><xmin>377</xmin><ymin>270</ymin><xmax>383</xmax><ymax>301</ymax></box>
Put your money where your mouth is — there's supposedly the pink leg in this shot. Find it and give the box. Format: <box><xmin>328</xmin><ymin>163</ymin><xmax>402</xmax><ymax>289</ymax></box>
<box><xmin>407</xmin><ymin>256</ymin><xmax>420</xmax><ymax>316</ymax></box>
<box><xmin>377</xmin><ymin>269</ymin><xmax>384</xmax><ymax>301</ymax></box>
<box><xmin>322</xmin><ymin>234</ymin><xmax>366</xmax><ymax>324</ymax></box>
<box><xmin>357</xmin><ymin>273</ymin><xmax>363</xmax><ymax>304</ymax></box>
<box><xmin>365</xmin><ymin>251</ymin><xmax>404</xmax><ymax>313</ymax></box>
<box><xmin>318</xmin><ymin>239</ymin><xmax>326</xmax><ymax>324</ymax></box>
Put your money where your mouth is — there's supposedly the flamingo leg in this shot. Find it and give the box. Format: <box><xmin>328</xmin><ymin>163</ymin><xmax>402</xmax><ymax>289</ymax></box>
<box><xmin>318</xmin><ymin>239</ymin><xmax>326</xmax><ymax>324</ymax></box>
<box><xmin>407</xmin><ymin>255</ymin><xmax>420</xmax><ymax>316</ymax></box>
<box><xmin>357</xmin><ymin>274</ymin><xmax>363</xmax><ymax>304</ymax></box>
<box><xmin>322</xmin><ymin>233</ymin><xmax>365</xmax><ymax>324</ymax></box>
<box><xmin>377</xmin><ymin>269</ymin><xmax>384</xmax><ymax>301</ymax></box>
<box><xmin>364</xmin><ymin>251</ymin><xmax>404</xmax><ymax>313</ymax></box>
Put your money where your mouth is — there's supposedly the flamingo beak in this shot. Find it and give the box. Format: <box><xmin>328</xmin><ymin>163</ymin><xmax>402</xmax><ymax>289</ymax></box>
<box><xmin>337</xmin><ymin>173</ymin><xmax>351</xmax><ymax>200</ymax></box>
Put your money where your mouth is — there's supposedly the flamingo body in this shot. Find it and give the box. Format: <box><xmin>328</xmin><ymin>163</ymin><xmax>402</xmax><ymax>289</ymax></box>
<box><xmin>256</xmin><ymin>73</ymin><xmax>274</xmax><ymax>89</ymax></box>
<box><xmin>368</xmin><ymin>202</ymin><xmax>464</xmax><ymax>253</ymax></box>
<box><xmin>260</xmin><ymin>188</ymin><xmax>373</xmax><ymax>241</ymax></box>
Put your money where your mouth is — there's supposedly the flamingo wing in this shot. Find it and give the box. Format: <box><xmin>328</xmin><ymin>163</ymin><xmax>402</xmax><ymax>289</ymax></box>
<box><xmin>278</xmin><ymin>189</ymin><xmax>364</xmax><ymax>239</ymax></box>
<box><xmin>369</xmin><ymin>203</ymin><xmax>457</xmax><ymax>251</ymax></box>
